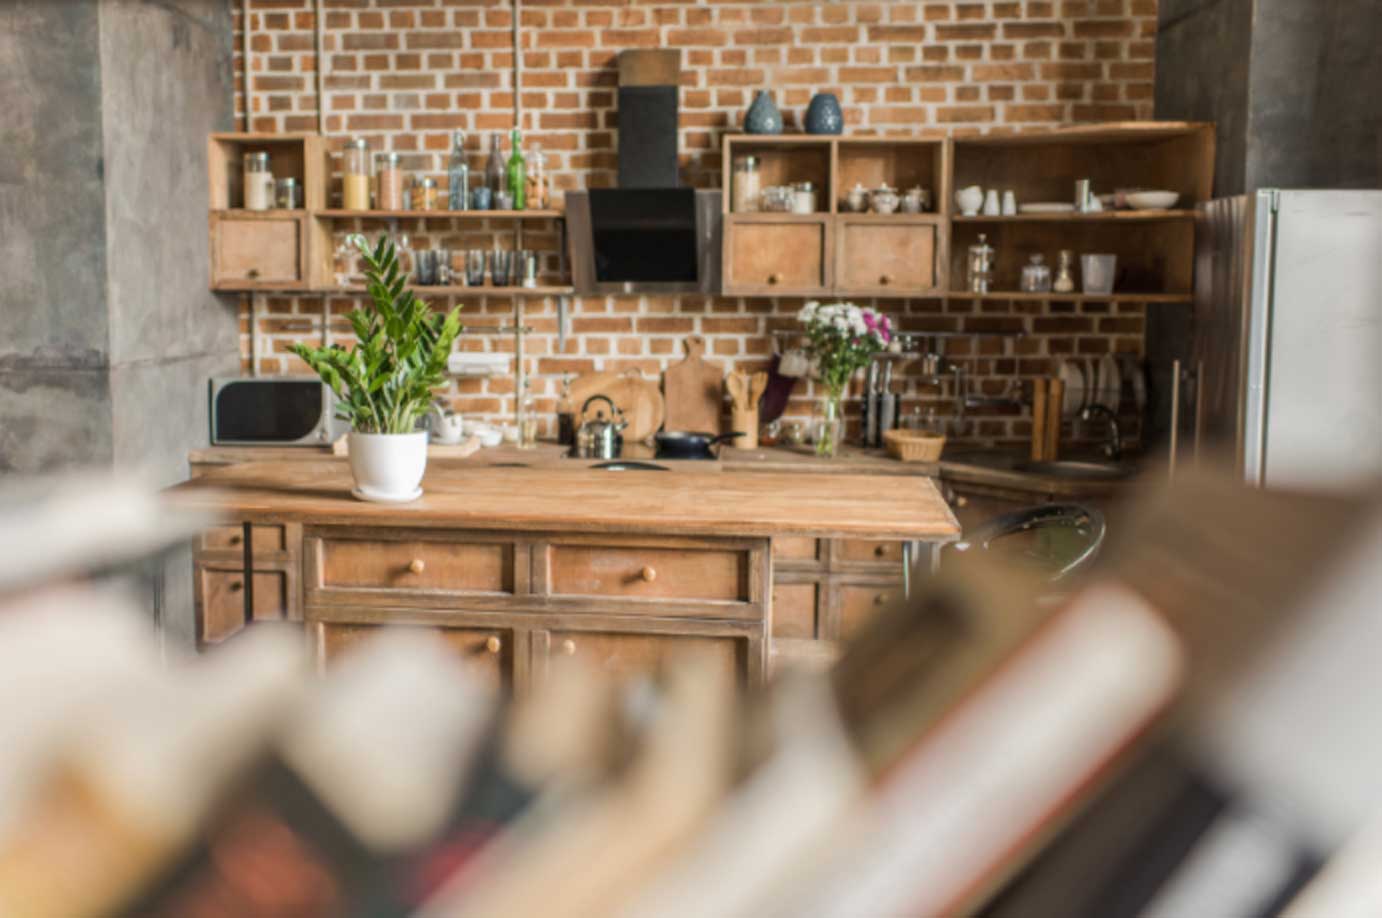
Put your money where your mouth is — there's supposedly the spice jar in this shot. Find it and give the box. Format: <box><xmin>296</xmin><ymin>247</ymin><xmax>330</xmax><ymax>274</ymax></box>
<box><xmin>1020</xmin><ymin>253</ymin><xmax>1052</xmax><ymax>293</ymax></box>
<box><xmin>525</xmin><ymin>143</ymin><xmax>549</xmax><ymax>210</ymax></box>
<box><xmin>274</xmin><ymin>177</ymin><xmax>300</xmax><ymax>210</ymax></box>
<box><xmin>375</xmin><ymin>152</ymin><xmax>403</xmax><ymax>211</ymax></box>
<box><xmin>790</xmin><ymin>181</ymin><xmax>817</xmax><ymax>214</ymax></box>
<box><xmin>966</xmin><ymin>233</ymin><xmax>996</xmax><ymax>294</ymax></box>
<box><xmin>413</xmin><ymin>176</ymin><xmax>438</xmax><ymax>211</ymax></box>
<box><xmin>242</xmin><ymin>152</ymin><xmax>274</xmax><ymax>211</ymax></box>
<box><xmin>732</xmin><ymin>156</ymin><xmax>761</xmax><ymax>213</ymax></box>
<box><xmin>342</xmin><ymin>137</ymin><xmax>371</xmax><ymax>210</ymax></box>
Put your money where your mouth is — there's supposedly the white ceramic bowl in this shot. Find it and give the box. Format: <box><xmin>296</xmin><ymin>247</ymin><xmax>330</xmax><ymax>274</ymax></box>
<box><xmin>1125</xmin><ymin>190</ymin><xmax>1179</xmax><ymax>210</ymax></box>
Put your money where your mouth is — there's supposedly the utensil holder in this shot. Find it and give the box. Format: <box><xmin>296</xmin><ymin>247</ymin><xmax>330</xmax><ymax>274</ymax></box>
<box><xmin>730</xmin><ymin>408</ymin><xmax>759</xmax><ymax>449</ymax></box>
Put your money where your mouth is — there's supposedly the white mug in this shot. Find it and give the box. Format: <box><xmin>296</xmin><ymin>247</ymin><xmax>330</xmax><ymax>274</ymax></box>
<box><xmin>1001</xmin><ymin>189</ymin><xmax>1017</xmax><ymax>215</ymax></box>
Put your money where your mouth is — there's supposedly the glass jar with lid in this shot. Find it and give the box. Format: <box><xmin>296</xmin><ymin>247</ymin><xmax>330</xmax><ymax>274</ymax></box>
<box><xmin>413</xmin><ymin>176</ymin><xmax>438</xmax><ymax>211</ymax></box>
<box><xmin>790</xmin><ymin>181</ymin><xmax>817</xmax><ymax>214</ymax></box>
<box><xmin>375</xmin><ymin>152</ymin><xmax>404</xmax><ymax>211</ymax></box>
<box><xmin>1020</xmin><ymin>253</ymin><xmax>1052</xmax><ymax>293</ymax></box>
<box><xmin>966</xmin><ymin>233</ymin><xmax>996</xmax><ymax>293</ymax></box>
<box><xmin>342</xmin><ymin>137</ymin><xmax>371</xmax><ymax>210</ymax></box>
<box><xmin>242</xmin><ymin>151</ymin><xmax>274</xmax><ymax>210</ymax></box>
<box><xmin>732</xmin><ymin>155</ymin><xmax>761</xmax><ymax>213</ymax></box>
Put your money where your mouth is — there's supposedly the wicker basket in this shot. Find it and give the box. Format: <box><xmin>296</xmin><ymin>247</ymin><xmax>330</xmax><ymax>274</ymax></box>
<box><xmin>883</xmin><ymin>428</ymin><xmax>946</xmax><ymax>463</ymax></box>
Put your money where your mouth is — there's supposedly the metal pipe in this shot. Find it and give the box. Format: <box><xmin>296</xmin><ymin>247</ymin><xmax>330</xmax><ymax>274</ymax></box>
<box><xmin>1169</xmin><ymin>359</ymin><xmax>1181</xmax><ymax>481</ymax></box>
<box><xmin>512</xmin><ymin>0</ymin><xmax>523</xmax><ymax>131</ymax></box>
<box><xmin>241</xmin><ymin>0</ymin><xmax>251</xmax><ymax>131</ymax></box>
<box><xmin>314</xmin><ymin>0</ymin><xmax>326</xmax><ymax>135</ymax></box>
<box><xmin>248</xmin><ymin>293</ymin><xmax>260</xmax><ymax>377</ymax></box>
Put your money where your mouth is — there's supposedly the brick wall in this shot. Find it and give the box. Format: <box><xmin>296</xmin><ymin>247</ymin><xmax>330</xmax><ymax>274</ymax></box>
<box><xmin>232</xmin><ymin>0</ymin><xmax>1157</xmax><ymax>447</ymax></box>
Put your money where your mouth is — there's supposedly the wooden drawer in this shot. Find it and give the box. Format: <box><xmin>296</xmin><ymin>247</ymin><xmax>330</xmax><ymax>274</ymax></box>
<box><xmin>836</xmin><ymin>538</ymin><xmax>905</xmax><ymax>567</ymax></box>
<box><xmin>838</xmin><ymin>583</ymin><xmax>903</xmax><ymax>640</ymax></box>
<box><xmin>547</xmin><ymin>543</ymin><xmax>749</xmax><ymax>604</ymax></box>
<box><xmin>772</xmin><ymin>581</ymin><xmax>819</xmax><ymax>639</ymax></box>
<box><xmin>725</xmin><ymin>219</ymin><xmax>829</xmax><ymax>294</ymax></box>
<box><xmin>196</xmin><ymin>565</ymin><xmax>294</xmax><ymax>646</ymax></box>
<box><xmin>199</xmin><ymin>523</ymin><xmax>287</xmax><ymax>555</ymax></box>
<box><xmin>314</xmin><ymin>535</ymin><xmax>514</xmax><ymax>596</ymax></box>
<box><xmin>772</xmin><ymin>537</ymin><xmax>820</xmax><ymax>564</ymax></box>
<box><xmin>835</xmin><ymin>218</ymin><xmax>939</xmax><ymax>295</ymax></box>
<box><xmin>537</xmin><ymin>629</ymin><xmax>747</xmax><ymax>689</ymax></box>
<box><xmin>316</xmin><ymin>622</ymin><xmax>513</xmax><ymax>694</ymax></box>
<box><xmin>211</xmin><ymin>213</ymin><xmax>304</xmax><ymax>288</ymax></box>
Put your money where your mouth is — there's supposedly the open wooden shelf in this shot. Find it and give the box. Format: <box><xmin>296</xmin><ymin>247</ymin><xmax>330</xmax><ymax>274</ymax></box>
<box><xmin>953</xmin><ymin>210</ymin><xmax>1196</xmax><ymax>223</ymax></box>
<box><xmin>316</xmin><ymin>209</ymin><xmax>564</xmax><ymax>220</ymax></box>
<box><xmin>323</xmin><ymin>284</ymin><xmax>574</xmax><ymax>297</ymax></box>
<box><xmin>944</xmin><ymin>291</ymin><xmax>1192</xmax><ymax>304</ymax></box>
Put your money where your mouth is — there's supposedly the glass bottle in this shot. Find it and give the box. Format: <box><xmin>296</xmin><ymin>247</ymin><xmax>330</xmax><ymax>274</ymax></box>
<box><xmin>507</xmin><ymin>129</ymin><xmax>527</xmax><ymax>211</ymax></box>
<box><xmin>525</xmin><ymin>142</ymin><xmax>548</xmax><ymax>210</ymax></box>
<box><xmin>447</xmin><ymin>130</ymin><xmax>469</xmax><ymax>211</ymax></box>
<box><xmin>518</xmin><ymin>380</ymin><xmax>538</xmax><ymax>449</ymax></box>
<box><xmin>485</xmin><ymin>133</ymin><xmax>506</xmax><ymax>197</ymax></box>
<box><xmin>342</xmin><ymin>137</ymin><xmax>371</xmax><ymax>210</ymax></box>
<box><xmin>966</xmin><ymin>233</ymin><xmax>995</xmax><ymax>294</ymax></box>
<box><xmin>1053</xmin><ymin>249</ymin><xmax>1077</xmax><ymax>293</ymax></box>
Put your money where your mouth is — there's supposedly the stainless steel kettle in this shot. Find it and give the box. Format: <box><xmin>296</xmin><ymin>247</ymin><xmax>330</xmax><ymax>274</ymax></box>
<box><xmin>574</xmin><ymin>394</ymin><xmax>627</xmax><ymax>460</ymax></box>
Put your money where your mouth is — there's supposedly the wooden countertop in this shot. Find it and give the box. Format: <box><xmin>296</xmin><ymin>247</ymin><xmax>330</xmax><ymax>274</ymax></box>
<box><xmin>170</xmin><ymin>459</ymin><xmax>960</xmax><ymax>542</ymax></box>
<box><xmin>188</xmin><ymin>442</ymin><xmax>1130</xmax><ymax>499</ymax></box>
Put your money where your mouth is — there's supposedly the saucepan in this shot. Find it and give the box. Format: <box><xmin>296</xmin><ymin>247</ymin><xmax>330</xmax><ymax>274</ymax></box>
<box><xmin>653</xmin><ymin>431</ymin><xmax>744</xmax><ymax>461</ymax></box>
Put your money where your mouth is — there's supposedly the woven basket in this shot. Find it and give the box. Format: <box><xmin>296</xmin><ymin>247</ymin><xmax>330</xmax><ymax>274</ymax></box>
<box><xmin>883</xmin><ymin>429</ymin><xmax>946</xmax><ymax>463</ymax></box>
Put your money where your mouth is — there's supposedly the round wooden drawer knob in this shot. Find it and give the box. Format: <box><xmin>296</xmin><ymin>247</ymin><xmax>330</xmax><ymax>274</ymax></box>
<box><xmin>874</xmin><ymin>545</ymin><xmax>888</xmax><ymax>558</ymax></box>
<box><xmin>640</xmin><ymin>565</ymin><xmax>657</xmax><ymax>583</ymax></box>
<box><xmin>229</xmin><ymin>534</ymin><xmax>242</xmax><ymax>546</ymax></box>
<box><xmin>561</xmin><ymin>639</ymin><xmax>577</xmax><ymax>656</ymax></box>
<box><xmin>229</xmin><ymin>580</ymin><xmax>243</xmax><ymax>592</ymax></box>
<box><xmin>956</xmin><ymin>495</ymin><xmax>969</xmax><ymax>508</ymax></box>
<box><xmin>247</xmin><ymin>268</ymin><xmax>261</xmax><ymax>279</ymax></box>
<box><xmin>879</xmin><ymin>274</ymin><xmax>891</xmax><ymax>286</ymax></box>
<box><xmin>874</xmin><ymin>593</ymin><xmax>889</xmax><ymax>606</ymax></box>
<box><xmin>407</xmin><ymin>558</ymin><xmax>426</xmax><ymax>575</ymax></box>
<box><xmin>485</xmin><ymin>636</ymin><xmax>502</xmax><ymax>654</ymax></box>
<box><xmin>767</xmin><ymin>273</ymin><xmax>780</xmax><ymax>285</ymax></box>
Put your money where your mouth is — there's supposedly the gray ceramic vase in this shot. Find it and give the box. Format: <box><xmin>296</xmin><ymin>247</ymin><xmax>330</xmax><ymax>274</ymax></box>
<box><xmin>744</xmin><ymin>91</ymin><xmax>783</xmax><ymax>134</ymax></box>
<box><xmin>805</xmin><ymin>93</ymin><xmax>844</xmax><ymax>135</ymax></box>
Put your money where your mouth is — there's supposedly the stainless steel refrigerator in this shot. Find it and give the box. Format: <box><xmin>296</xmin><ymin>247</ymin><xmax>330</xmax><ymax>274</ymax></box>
<box><xmin>1189</xmin><ymin>190</ymin><xmax>1382</xmax><ymax>490</ymax></box>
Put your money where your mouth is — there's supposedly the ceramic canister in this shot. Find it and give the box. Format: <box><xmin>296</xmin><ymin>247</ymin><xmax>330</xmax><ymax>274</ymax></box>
<box><xmin>804</xmin><ymin>93</ymin><xmax>843</xmax><ymax>135</ymax></box>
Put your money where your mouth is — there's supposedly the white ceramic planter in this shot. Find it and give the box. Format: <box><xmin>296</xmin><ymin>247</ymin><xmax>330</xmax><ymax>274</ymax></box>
<box><xmin>348</xmin><ymin>431</ymin><xmax>428</xmax><ymax>502</ymax></box>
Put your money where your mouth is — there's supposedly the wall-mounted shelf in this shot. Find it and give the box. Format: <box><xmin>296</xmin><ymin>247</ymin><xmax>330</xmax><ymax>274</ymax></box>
<box><xmin>952</xmin><ymin>210</ymin><xmax>1196</xmax><ymax>223</ymax></box>
<box><xmin>324</xmin><ymin>284</ymin><xmax>573</xmax><ymax>297</ymax></box>
<box><xmin>316</xmin><ymin>209</ymin><xmax>564</xmax><ymax>220</ymax></box>
<box><xmin>943</xmin><ymin>291</ymin><xmax>1192</xmax><ymax>304</ymax></box>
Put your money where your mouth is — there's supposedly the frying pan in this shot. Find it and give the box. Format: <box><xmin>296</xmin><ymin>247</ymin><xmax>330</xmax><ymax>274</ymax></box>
<box><xmin>653</xmin><ymin>431</ymin><xmax>744</xmax><ymax>461</ymax></box>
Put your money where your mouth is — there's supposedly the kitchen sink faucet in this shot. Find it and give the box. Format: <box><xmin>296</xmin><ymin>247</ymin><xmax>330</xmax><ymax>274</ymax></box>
<box><xmin>1080</xmin><ymin>403</ymin><xmax>1122</xmax><ymax>461</ymax></box>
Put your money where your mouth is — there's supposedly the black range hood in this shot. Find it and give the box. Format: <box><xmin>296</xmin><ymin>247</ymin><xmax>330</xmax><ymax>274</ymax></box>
<box><xmin>566</xmin><ymin>50</ymin><xmax>722</xmax><ymax>295</ymax></box>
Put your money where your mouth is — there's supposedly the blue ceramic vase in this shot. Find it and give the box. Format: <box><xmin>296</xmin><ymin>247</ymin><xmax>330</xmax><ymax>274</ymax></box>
<box><xmin>744</xmin><ymin>91</ymin><xmax>783</xmax><ymax>134</ymax></box>
<box><xmin>805</xmin><ymin>93</ymin><xmax>843</xmax><ymax>135</ymax></box>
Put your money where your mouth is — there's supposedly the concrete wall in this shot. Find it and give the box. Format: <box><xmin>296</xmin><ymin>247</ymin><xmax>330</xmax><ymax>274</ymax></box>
<box><xmin>99</xmin><ymin>0</ymin><xmax>240</xmax><ymax>489</ymax></box>
<box><xmin>0</xmin><ymin>2</ymin><xmax>113</xmax><ymax>472</ymax></box>
<box><xmin>1157</xmin><ymin>0</ymin><xmax>1382</xmax><ymax>195</ymax></box>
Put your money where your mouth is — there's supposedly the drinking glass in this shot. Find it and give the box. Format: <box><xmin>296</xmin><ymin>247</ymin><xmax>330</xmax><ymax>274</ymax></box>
<box><xmin>465</xmin><ymin>250</ymin><xmax>487</xmax><ymax>287</ymax></box>
<box><xmin>518</xmin><ymin>250</ymin><xmax>539</xmax><ymax>288</ymax></box>
<box><xmin>1080</xmin><ymin>254</ymin><xmax>1117</xmax><ymax>295</ymax></box>
<box><xmin>471</xmin><ymin>186</ymin><xmax>493</xmax><ymax>211</ymax></box>
<box><xmin>414</xmin><ymin>249</ymin><xmax>438</xmax><ymax>286</ymax></box>
<box><xmin>434</xmin><ymin>248</ymin><xmax>451</xmax><ymax>286</ymax></box>
<box><xmin>490</xmin><ymin>249</ymin><xmax>514</xmax><ymax>286</ymax></box>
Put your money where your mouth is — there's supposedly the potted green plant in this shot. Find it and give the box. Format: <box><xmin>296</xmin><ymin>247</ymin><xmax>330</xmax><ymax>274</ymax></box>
<box><xmin>292</xmin><ymin>234</ymin><xmax>463</xmax><ymax>502</ymax></box>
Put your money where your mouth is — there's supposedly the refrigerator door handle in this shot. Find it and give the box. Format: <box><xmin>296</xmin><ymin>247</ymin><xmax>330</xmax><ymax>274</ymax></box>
<box><xmin>1242</xmin><ymin>190</ymin><xmax>1279</xmax><ymax>486</ymax></box>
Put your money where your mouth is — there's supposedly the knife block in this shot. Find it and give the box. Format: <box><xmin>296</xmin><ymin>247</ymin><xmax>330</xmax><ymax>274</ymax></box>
<box><xmin>731</xmin><ymin>408</ymin><xmax>759</xmax><ymax>449</ymax></box>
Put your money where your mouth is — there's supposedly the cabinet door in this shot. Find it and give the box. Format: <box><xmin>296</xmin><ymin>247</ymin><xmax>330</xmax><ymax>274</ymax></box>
<box><xmin>771</xmin><ymin>581</ymin><xmax>819</xmax><ymax>638</ymax></box>
<box><xmin>211</xmin><ymin>214</ymin><xmax>304</xmax><ymax>288</ymax></box>
<box><xmin>837</xmin><ymin>583</ymin><xmax>904</xmax><ymax>640</ymax></box>
<box><xmin>836</xmin><ymin>218</ymin><xmax>940</xmax><ymax>296</ymax></box>
<box><xmin>725</xmin><ymin>218</ymin><xmax>829</xmax><ymax>295</ymax></box>
<box><xmin>316</xmin><ymin>622</ymin><xmax>514</xmax><ymax>694</ymax></box>
<box><xmin>536</xmin><ymin>628</ymin><xmax>749</xmax><ymax>689</ymax></box>
<box><xmin>195</xmin><ymin>565</ymin><xmax>294</xmax><ymax>646</ymax></box>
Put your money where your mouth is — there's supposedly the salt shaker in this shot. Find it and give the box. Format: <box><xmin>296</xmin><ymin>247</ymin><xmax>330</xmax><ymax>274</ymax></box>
<box><xmin>982</xmin><ymin>189</ymin><xmax>1001</xmax><ymax>216</ymax></box>
<box><xmin>1001</xmin><ymin>189</ymin><xmax>1018</xmax><ymax>216</ymax></box>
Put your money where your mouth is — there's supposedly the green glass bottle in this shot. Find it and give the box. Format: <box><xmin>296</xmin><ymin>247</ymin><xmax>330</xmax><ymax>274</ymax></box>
<box><xmin>507</xmin><ymin>129</ymin><xmax>527</xmax><ymax>210</ymax></box>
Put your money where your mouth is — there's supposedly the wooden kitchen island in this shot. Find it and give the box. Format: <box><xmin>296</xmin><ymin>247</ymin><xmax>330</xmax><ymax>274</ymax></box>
<box><xmin>170</xmin><ymin>459</ymin><xmax>959</xmax><ymax>689</ymax></box>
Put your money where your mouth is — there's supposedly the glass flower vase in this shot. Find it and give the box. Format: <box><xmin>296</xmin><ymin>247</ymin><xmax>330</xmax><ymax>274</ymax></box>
<box><xmin>814</xmin><ymin>389</ymin><xmax>844</xmax><ymax>459</ymax></box>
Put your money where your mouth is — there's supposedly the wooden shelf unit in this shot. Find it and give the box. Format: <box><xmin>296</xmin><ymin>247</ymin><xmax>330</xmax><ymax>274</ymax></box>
<box><xmin>721</xmin><ymin>122</ymin><xmax>1214</xmax><ymax>301</ymax></box>
<box><xmin>207</xmin><ymin>132</ymin><xmax>570</xmax><ymax>294</ymax></box>
<box><xmin>325</xmin><ymin>284</ymin><xmax>575</xmax><ymax>297</ymax></box>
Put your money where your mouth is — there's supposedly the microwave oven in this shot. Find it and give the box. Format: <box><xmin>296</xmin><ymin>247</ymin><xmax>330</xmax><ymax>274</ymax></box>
<box><xmin>209</xmin><ymin>378</ymin><xmax>346</xmax><ymax>446</ymax></box>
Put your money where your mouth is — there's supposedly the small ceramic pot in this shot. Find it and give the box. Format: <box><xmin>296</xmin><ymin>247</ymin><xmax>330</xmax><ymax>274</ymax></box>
<box><xmin>844</xmin><ymin>183</ymin><xmax>869</xmax><ymax>213</ymax></box>
<box><xmin>871</xmin><ymin>184</ymin><xmax>900</xmax><ymax>215</ymax></box>
<box><xmin>804</xmin><ymin>92</ymin><xmax>843</xmax><ymax>134</ymax></box>
<box><xmin>348</xmin><ymin>431</ymin><xmax>428</xmax><ymax>502</ymax></box>
<box><xmin>955</xmin><ymin>185</ymin><xmax>984</xmax><ymax>216</ymax></box>
<box><xmin>744</xmin><ymin>90</ymin><xmax>783</xmax><ymax>134</ymax></box>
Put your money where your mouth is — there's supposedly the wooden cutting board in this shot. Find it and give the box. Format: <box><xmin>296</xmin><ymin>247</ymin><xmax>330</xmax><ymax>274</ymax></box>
<box><xmin>663</xmin><ymin>335</ymin><xmax>724</xmax><ymax>434</ymax></box>
<box><xmin>569</xmin><ymin>369</ymin><xmax>664</xmax><ymax>442</ymax></box>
